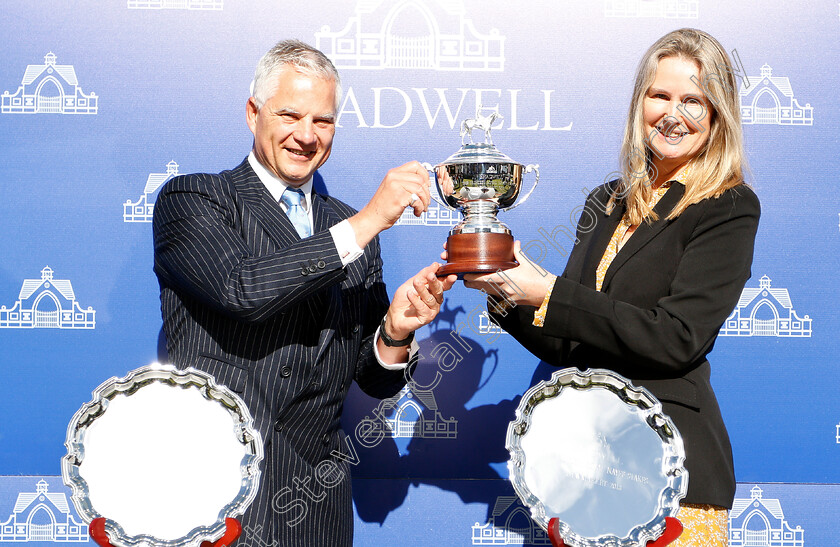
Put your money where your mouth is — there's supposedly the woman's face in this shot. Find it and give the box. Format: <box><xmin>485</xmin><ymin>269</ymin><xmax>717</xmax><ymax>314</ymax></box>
<box><xmin>643</xmin><ymin>56</ymin><xmax>713</xmax><ymax>178</ymax></box>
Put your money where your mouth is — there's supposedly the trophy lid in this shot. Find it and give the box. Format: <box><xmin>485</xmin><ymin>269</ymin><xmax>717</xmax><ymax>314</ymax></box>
<box><xmin>440</xmin><ymin>141</ymin><xmax>522</xmax><ymax>166</ymax></box>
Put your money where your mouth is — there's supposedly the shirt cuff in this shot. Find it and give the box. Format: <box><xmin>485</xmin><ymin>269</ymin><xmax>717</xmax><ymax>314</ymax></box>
<box><xmin>372</xmin><ymin>324</ymin><xmax>419</xmax><ymax>370</ymax></box>
<box><xmin>329</xmin><ymin>219</ymin><xmax>364</xmax><ymax>266</ymax></box>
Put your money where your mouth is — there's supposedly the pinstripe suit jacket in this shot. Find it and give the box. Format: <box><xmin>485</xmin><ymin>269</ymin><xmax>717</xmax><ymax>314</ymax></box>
<box><xmin>153</xmin><ymin>158</ymin><xmax>408</xmax><ymax>546</ymax></box>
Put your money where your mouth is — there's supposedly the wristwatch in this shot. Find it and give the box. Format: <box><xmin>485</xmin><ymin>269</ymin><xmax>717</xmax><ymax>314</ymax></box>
<box><xmin>379</xmin><ymin>316</ymin><xmax>415</xmax><ymax>347</ymax></box>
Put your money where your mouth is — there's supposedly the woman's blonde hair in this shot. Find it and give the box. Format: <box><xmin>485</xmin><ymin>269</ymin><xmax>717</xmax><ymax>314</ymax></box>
<box><xmin>613</xmin><ymin>28</ymin><xmax>746</xmax><ymax>224</ymax></box>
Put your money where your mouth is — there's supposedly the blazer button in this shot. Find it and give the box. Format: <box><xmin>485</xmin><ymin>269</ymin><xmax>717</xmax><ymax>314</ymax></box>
<box><xmin>280</xmin><ymin>366</ymin><xmax>292</xmax><ymax>378</ymax></box>
<box><xmin>352</xmin><ymin>325</ymin><xmax>359</xmax><ymax>333</ymax></box>
<box><xmin>308</xmin><ymin>264</ymin><xmax>317</xmax><ymax>273</ymax></box>
<box><xmin>301</xmin><ymin>268</ymin><xmax>309</xmax><ymax>276</ymax></box>
<box><xmin>317</xmin><ymin>260</ymin><xmax>326</xmax><ymax>269</ymax></box>
<box><xmin>322</xmin><ymin>433</ymin><xmax>331</xmax><ymax>445</ymax></box>
<box><xmin>274</xmin><ymin>419</ymin><xmax>283</xmax><ymax>432</ymax></box>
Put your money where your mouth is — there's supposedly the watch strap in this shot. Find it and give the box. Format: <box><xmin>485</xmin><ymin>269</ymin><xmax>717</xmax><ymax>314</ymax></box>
<box><xmin>379</xmin><ymin>316</ymin><xmax>415</xmax><ymax>347</ymax></box>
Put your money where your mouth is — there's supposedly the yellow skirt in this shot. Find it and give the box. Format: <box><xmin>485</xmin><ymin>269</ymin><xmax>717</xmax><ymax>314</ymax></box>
<box><xmin>670</xmin><ymin>503</ymin><xmax>728</xmax><ymax>546</ymax></box>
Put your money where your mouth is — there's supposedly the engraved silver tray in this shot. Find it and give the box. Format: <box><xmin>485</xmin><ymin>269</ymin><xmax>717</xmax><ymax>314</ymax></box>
<box><xmin>62</xmin><ymin>363</ymin><xmax>263</xmax><ymax>547</ymax></box>
<box><xmin>507</xmin><ymin>369</ymin><xmax>687</xmax><ymax>547</ymax></box>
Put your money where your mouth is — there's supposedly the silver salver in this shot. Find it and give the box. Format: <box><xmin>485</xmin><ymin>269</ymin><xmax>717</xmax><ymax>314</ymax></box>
<box><xmin>507</xmin><ymin>369</ymin><xmax>687</xmax><ymax>547</ymax></box>
<box><xmin>62</xmin><ymin>363</ymin><xmax>263</xmax><ymax>547</ymax></box>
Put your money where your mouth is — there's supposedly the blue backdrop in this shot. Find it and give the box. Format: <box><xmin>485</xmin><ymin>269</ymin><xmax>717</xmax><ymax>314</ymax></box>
<box><xmin>1</xmin><ymin>1</ymin><xmax>838</xmax><ymax>545</ymax></box>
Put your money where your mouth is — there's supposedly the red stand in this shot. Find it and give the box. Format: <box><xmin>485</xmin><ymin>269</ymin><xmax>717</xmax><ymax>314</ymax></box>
<box><xmin>89</xmin><ymin>517</ymin><xmax>242</xmax><ymax>547</ymax></box>
<box><xmin>547</xmin><ymin>516</ymin><xmax>683</xmax><ymax>547</ymax></box>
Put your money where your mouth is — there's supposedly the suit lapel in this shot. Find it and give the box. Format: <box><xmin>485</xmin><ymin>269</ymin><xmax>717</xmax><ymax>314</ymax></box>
<box><xmin>601</xmin><ymin>183</ymin><xmax>685</xmax><ymax>291</ymax></box>
<box><xmin>229</xmin><ymin>159</ymin><xmax>302</xmax><ymax>249</ymax></box>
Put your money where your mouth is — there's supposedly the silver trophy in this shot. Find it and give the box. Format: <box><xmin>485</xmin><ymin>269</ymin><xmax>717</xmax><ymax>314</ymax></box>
<box><xmin>423</xmin><ymin>107</ymin><xmax>539</xmax><ymax>277</ymax></box>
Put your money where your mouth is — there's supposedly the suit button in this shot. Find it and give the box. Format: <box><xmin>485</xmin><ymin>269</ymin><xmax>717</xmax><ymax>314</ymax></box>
<box><xmin>274</xmin><ymin>420</ymin><xmax>283</xmax><ymax>432</ymax></box>
<box><xmin>308</xmin><ymin>264</ymin><xmax>317</xmax><ymax>273</ymax></box>
<box><xmin>352</xmin><ymin>325</ymin><xmax>359</xmax><ymax>333</ymax></box>
<box><xmin>322</xmin><ymin>433</ymin><xmax>330</xmax><ymax>445</ymax></box>
<box><xmin>280</xmin><ymin>366</ymin><xmax>292</xmax><ymax>378</ymax></box>
<box><xmin>317</xmin><ymin>260</ymin><xmax>326</xmax><ymax>269</ymax></box>
<box><xmin>301</xmin><ymin>268</ymin><xmax>309</xmax><ymax>276</ymax></box>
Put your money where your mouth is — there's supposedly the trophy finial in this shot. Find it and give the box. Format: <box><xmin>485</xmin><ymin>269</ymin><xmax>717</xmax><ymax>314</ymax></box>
<box><xmin>460</xmin><ymin>105</ymin><xmax>503</xmax><ymax>145</ymax></box>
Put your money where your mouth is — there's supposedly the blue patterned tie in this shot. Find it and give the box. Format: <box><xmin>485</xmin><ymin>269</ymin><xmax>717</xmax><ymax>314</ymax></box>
<box><xmin>280</xmin><ymin>188</ymin><xmax>311</xmax><ymax>238</ymax></box>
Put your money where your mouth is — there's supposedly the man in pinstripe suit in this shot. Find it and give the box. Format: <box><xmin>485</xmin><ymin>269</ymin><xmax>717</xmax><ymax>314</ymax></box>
<box><xmin>153</xmin><ymin>40</ymin><xmax>456</xmax><ymax>546</ymax></box>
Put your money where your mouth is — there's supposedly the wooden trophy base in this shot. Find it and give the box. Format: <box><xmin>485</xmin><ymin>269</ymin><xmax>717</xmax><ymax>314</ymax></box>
<box><xmin>438</xmin><ymin>232</ymin><xmax>518</xmax><ymax>277</ymax></box>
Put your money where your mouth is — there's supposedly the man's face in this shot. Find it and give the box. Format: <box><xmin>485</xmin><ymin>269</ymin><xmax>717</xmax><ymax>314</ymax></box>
<box><xmin>246</xmin><ymin>67</ymin><xmax>337</xmax><ymax>186</ymax></box>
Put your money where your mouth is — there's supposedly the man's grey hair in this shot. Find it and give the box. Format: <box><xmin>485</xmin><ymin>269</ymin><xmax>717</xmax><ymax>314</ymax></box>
<box><xmin>250</xmin><ymin>39</ymin><xmax>342</xmax><ymax>111</ymax></box>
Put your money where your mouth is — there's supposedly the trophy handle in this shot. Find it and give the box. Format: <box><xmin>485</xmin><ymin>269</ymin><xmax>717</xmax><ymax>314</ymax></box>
<box><xmin>505</xmin><ymin>164</ymin><xmax>540</xmax><ymax>211</ymax></box>
<box><xmin>421</xmin><ymin>161</ymin><xmax>453</xmax><ymax>209</ymax></box>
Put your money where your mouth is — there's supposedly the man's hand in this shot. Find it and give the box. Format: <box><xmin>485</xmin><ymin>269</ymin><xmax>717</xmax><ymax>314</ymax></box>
<box><xmin>377</xmin><ymin>263</ymin><xmax>457</xmax><ymax>364</ymax></box>
<box><xmin>348</xmin><ymin>161</ymin><xmax>432</xmax><ymax>249</ymax></box>
<box><xmin>386</xmin><ymin>263</ymin><xmax>458</xmax><ymax>339</ymax></box>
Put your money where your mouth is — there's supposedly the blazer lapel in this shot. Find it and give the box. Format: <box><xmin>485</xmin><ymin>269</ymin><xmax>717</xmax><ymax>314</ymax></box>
<box><xmin>580</xmin><ymin>204</ymin><xmax>624</xmax><ymax>289</ymax></box>
<box><xmin>601</xmin><ymin>183</ymin><xmax>685</xmax><ymax>291</ymax></box>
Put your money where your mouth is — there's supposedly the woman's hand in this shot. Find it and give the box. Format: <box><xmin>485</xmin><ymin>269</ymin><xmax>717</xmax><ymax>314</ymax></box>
<box><xmin>457</xmin><ymin>241</ymin><xmax>556</xmax><ymax>307</ymax></box>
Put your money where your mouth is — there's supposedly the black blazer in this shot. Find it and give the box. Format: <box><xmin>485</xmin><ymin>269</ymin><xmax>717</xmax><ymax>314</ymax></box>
<box><xmin>153</xmin><ymin>158</ymin><xmax>408</xmax><ymax>546</ymax></box>
<box><xmin>493</xmin><ymin>181</ymin><xmax>760</xmax><ymax>508</ymax></box>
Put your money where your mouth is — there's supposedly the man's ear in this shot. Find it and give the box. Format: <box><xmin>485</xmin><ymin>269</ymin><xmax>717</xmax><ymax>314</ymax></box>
<box><xmin>245</xmin><ymin>97</ymin><xmax>259</xmax><ymax>136</ymax></box>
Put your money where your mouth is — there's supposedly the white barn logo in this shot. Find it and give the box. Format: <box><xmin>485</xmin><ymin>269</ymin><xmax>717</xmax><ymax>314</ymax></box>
<box><xmin>2</xmin><ymin>52</ymin><xmax>98</xmax><ymax>114</ymax></box>
<box><xmin>127</xmin><ymin>0</ymin><xmax>222</xmax><ymax>9</ymax></box>
<box><xmin>604</xmin><ymin>0</ymin><xmax>699</xmax><ymax>18</ymax></box>
<box><xmin>395</xmin><ymin>201</ymin><xmax>460</xmax><ymax>227</ymax></box>
<box><xmin>124</xmin><ymin>160</ymin><xmax>179</xmax><ymax>223</ymax></box>
<box><xmin>0</xmin><ymin>479</ymin><xmax>88</xmax><ymax>542</ymax></box>
<box><xmin>728</xmin><ymin>486</ymin><xmax>804</xmax><ymax>546</ymax></box>
<box><xmin>719</xmin><ymin>275</ymin><xmax>811</xmax><ymax>337</ymax></box>
<box><xmin>471</xmin><ymin>496</ymin><xmax>550</xmax><ymax>545</ymax></box>
<box><xmin>740</xmin><ymin>64</ymin><xmax>813</xmax><ymax>125</ymax></box>
<box><xmin>0</xmin><ymin>267</ymin><xmax>96</xmax><ymax>329</ymax></box>
<box><xmin>477</xmin><ymin>310</ymin><xmax>506</xmax><ymax>336</ymax></box>
<box><xmin>355</xmin><ymin>385</ymin><xmax>457</xmax><ymax>444</ymax></box>
<box><xmin>316</xmin><ymin>0</ymin><xmax>504</xmax><ymax>71</ymax></box>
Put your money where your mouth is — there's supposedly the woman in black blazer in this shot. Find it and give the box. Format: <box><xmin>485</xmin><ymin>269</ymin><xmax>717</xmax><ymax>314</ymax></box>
<box><xmin>458</xmin><ymin>29</ymin><xmax>759</xmax><ymax>545</ymax></box>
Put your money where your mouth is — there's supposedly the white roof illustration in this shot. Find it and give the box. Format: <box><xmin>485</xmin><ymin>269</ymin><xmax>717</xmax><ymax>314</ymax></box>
<box><xmin>730</xmin><ymin>486</ymin><xmax>785</xmax><ymax>520</ymax></box>
<box><xmin>13</xmin><ymin>480</ymin><xmax>71</xmax><ymax>514</ymax></box>
<box><xmin>735</xmin><ymin>275</ymin><xmax>792</xmax><ymax>309</ymax></box>
<box><xmin>18</xmin><ymin>280</ymin><xmax>75</xmax><ymax>301</ymax></box>
<box><xmin>386</xmin><ymin>386</ymin><xmax>439</xmax><ymax>411</ymax></box>
<box><xmin>144</xmin><ymin>173</ymin><xmax>172</xmax><ymax>194</ymax></box>
<box><xmin>21</xmin><ymin>52</ymin><xmax>78</xmax><ymax>87</ymax></box>
<box><xmin>18</xmin><ymin>267</ymin><xmax>75</xmax><ymax>301</ymax></box>
<box><xmin>740</xmin><ymin>65</ymin><xmax>794</xmax><ymax>97</ymax></box>
<box><xmin>411</xmin><ymin>389</ymin><xmax>439</xmax><ymax>411</ymax></box>
<box><xmin>143</xmin><ymin>160</ymin><xmax>179</xmax><ymax>194</ymax></box>
<box><xmin>489</xmin><ymin>496</ymin><xmax>519</xmax><ymax>516</ymax></box>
